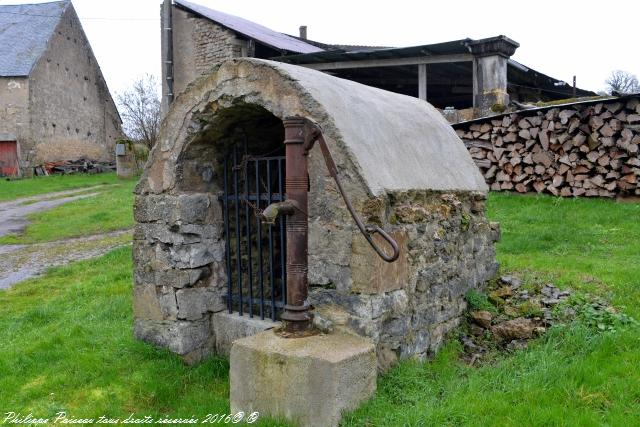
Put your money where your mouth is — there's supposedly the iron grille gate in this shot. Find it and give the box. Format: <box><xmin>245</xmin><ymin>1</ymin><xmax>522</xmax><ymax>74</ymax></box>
<box><xmin>220</xmin><ymin>142</ymin><xmax>287</xmax><ymax>321</ymax></box>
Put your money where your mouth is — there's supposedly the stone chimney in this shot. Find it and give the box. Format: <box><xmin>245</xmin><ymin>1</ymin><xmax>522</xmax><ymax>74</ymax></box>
<box><xmin>299</xmin><ymin>25</ymin><xmax>307</xmax><ymax>40</ymax></box>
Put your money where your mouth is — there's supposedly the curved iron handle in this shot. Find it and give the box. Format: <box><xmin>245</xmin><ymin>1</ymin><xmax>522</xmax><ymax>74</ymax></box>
<box><xmin>365</xmin><ymin>225</ymin><xmax>400</xmax><ymax>263</ymax></box>
<box><xmin>313</xmin><ymin>130</ymin><xmax>400</xmax><ymax>263</ymax></box>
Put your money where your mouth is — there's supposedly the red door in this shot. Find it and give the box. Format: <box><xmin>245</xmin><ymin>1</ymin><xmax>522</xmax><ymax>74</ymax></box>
<box><xmin>0</xmin><ymin>141</ymin><xmax>19</xmax><ymax>176</ymax></box>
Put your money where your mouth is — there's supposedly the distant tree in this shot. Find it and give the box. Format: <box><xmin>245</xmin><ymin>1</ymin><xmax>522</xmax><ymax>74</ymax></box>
<box><xmin>117</xmin><ymin>74</ymin><xmax>161</xmax><ymax>148</ymax></box>
<box><xmin>605</xmin><ymin>70</ymin><xmax>640</xmax><ymax>95</ymax></box>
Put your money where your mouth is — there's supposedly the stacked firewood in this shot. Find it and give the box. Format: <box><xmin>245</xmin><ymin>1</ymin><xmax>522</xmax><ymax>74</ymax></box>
<box><xmin>454</xmin><ymin>98</ymin><xmax>640</xmax><ymax>197</ymax></box>
<box><xmin>33</xmin><ymin>158</ymin><xmax>116</xmax><ymax>176</ymax></box>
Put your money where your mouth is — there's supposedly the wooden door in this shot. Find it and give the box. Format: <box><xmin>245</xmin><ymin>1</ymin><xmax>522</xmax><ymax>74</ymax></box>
<box><xmin>0</xmin><ymin>141</ymin><xmax>18</xmax><ymax>176</ymax></box>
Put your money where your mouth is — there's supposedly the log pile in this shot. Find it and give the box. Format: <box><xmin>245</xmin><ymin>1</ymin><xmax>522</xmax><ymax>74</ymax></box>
<box><xmin>454</xmin><ymin>97</ymin><xmax>640</xmax><ymax>197</ymax></box>
<box><xmin>34</xmin><ymin>159</ymin><xmax>116</xmax><ymax>176</ymax></box>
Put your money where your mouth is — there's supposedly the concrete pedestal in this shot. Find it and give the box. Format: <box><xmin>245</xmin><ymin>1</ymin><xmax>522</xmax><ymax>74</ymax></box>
<box><xmin>230</xmin><ymin>330</ymin><xmax>376</xmax><ymax>427</ymax></box>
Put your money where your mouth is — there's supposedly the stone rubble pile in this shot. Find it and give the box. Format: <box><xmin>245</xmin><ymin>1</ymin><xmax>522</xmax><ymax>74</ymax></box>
<box><xmin>460</xmin><ymin>275</ymin><xmax>575</xmax><ymax>363</ymax></box>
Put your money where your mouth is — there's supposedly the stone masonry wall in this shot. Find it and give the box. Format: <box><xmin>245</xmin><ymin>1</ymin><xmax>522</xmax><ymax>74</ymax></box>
<box><xmin>133</xmin><ymin>188</ymin><xmax>499</xmax><ymax>369</ymax></box>
<box><xmin>167</xmin><ymin>7</ymin><xmax>244</xmax><ymax>113</ymax></box>
<box><xmin>310</xmin><ymin>191</ymin><xmax>499</xmax><ymax>370</ymax></box>
<box><xmin>192</xmin><ymin>18</ymin><xmax>243</xmax><ymax>75</ymax></box>
<box><xmin>133</xmin><ymin>192</ymin><xmax>227</xmax><ymax>363</ymax></box>
<box><xmin>133</xmin><ymin>150</ymin><xmax>499</xmax><ymax>367</ymax></box>
<box><xmin>26</xmin><ymin>5</ymin><xmax>121</xmax><ymax>170</ymax></box>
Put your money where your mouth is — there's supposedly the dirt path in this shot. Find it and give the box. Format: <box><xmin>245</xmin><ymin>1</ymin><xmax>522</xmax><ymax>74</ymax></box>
<box><xmin>0</xmin><ymin>229</ymin><xmax>131</xmax><ymax>289</ymax></box>
<box><xmin>0</xmin><ymin>185</ymin><xmax>109</xmax><ymax>237</ymax></box>
<box><xmin>0</xmin><ymin>185</ymin><xmax>129</xmax><ymax>289</ymax></box>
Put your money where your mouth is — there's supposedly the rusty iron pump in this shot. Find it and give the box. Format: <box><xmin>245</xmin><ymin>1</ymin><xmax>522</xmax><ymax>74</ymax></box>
<box><xmin>260</xmin><ymin>117</ymin><xmax>399</xmax><ymax>335</ymax></box>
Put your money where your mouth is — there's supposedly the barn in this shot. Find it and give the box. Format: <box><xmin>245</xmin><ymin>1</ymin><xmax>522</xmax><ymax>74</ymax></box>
<box><xmin>0</xmin><ymin>0</ymin><xmax>121</xmax><ymax>177</ymax></box>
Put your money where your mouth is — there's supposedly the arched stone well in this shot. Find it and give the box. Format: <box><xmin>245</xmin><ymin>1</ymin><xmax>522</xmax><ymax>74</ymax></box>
<box><xmin>133</xmin><ymin>58</ymin><xmax>500</xmax><ymax>368</ymax></box>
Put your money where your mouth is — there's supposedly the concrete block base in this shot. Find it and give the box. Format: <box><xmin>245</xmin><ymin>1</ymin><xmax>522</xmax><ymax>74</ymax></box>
<box><xmin>230</xmin><ymin>330</ymin><xmax>376</xmax><ymax>427</ymax></box>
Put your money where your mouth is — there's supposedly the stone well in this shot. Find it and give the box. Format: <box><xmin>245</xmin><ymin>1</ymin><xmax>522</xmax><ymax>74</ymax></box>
<box><xmin>133</xmin><ymin>58</ymin><xmax>499</xmax><ymax>368</ymax></box>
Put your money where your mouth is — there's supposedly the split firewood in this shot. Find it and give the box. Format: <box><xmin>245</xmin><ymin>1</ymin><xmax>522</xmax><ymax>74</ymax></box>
<box><xmin>454</xmin><ymin>98</ymin><xmax>640</xmax><ymax>198</ymax></box>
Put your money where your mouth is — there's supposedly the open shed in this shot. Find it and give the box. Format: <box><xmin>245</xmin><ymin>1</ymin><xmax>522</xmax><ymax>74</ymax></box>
<box><xmin>133</xmin><ymin>58</ymin><xmax>499</xmax><ymax>368</ymax></box>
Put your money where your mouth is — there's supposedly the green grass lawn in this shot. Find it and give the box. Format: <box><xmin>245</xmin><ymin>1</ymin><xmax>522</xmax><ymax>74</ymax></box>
<box><xmin>0</xmin><ymin>178</ymin><xmax>137</xmax><ymax>244</ymax></box>
<box><xmin>0</xmin><ymin>247</ymin><xmax>287</xmax><ymax>426</ymax></box>
<box><xmin>0</xmin><ymin>173</ymin><xmax>122</xmax><ymax>202</ymax></box>
<box><xmin>1</xmin><ymin>190</ymin><xmax>639</xmax><ymax>426</ymax></box>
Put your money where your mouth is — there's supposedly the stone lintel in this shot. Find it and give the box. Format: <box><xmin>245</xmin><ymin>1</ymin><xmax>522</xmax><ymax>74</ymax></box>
<box><xmin>230</xmin><ymin>330</ymin><xmax>376</xmax><ymax>427</ymax></box>
<box><xmin>466</xmin><ymin>35</ymin><xmax>519</xmax><ymax>58</ymax></box>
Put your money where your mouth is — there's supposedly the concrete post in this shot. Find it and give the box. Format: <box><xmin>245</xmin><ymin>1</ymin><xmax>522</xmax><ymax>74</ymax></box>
<box><xmin>418</xmin><ymin>64</ymin><xmax>427</xmax><ymax>101</ymax></box>
<box><xmin>467</xmin><ymin>35</ymin><xmax>519</xmax><ymax>114</ymax></box>
<box><xmin>115</xmin><ymin>142</ymin><xmax>136</xmax><ymax>178</ymax></box>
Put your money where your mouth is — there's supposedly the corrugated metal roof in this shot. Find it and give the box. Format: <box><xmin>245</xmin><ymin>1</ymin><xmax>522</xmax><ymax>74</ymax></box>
<box><xmin>273</xmin><ymin>38</ymin><xmax>472</xmax><ymax>64</ymax></box>
<box><xmin>0</xmin><ymin>1</ymin><xmax>68</xmax><ymax>76</ymax></box>
<box><xmin>174</xmin><ymin>0</ymin><xmax>322</xmax><ymax>54</ymax></box>
<box><xmin>507</xmin><ymin>59</ymin><xmax>596</xmax><ymax>99</ymax></box>
<box><xmin>271</xmin><ymin>39</ymin><xmax>471</xmax><ymax>65</ymax></box>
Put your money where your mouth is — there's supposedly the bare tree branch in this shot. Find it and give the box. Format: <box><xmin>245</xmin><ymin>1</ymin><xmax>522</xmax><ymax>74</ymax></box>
<box><xmin>117</xmin><ymin>74</ymin><xmax>161</xmax><ymax>148</ymax></box>
<box><xmin>605</xmin><ymin>70</ymin><xmax>640</xmax><ymax>95</ymax></box>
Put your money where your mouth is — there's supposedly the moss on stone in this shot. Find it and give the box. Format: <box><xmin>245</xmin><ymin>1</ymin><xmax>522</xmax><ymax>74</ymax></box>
<box><xmin>362</xmin><ymin>196</ymin><xmax>386</xmax><ymax>226</ymax></box>
<box><xmin>490</xmin><ymin>103</ymin><xmax>506</xmax><ymax>113</ymax></box>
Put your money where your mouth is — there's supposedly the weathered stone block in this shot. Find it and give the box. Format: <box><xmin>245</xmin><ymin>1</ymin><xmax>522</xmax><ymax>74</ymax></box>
<box><xmin>176</xmin><ymin>287</ymin><xmax>225</xmax><ymax>321</ymax></box>
<box><xmin>134</xmin><ymin>195</ymin><xmax>176</xmax><ymax>223</ymax></box>
<box><xmin>310</xmin><ymin>289</ymin><xmax>374</xmax><ymax>320</ymax></box>
<box><xmin>133</xmin><ymin>284</ymin><xmax>164</xmax><ymax>321</ymax></box>
<box><xmin>158</xmin><ymin>285</ymin><xmax>178</xmax><ymax>320</ymax></box>
<box><xmin>169</xmin><ymin>240</ymin><xmax>223</xmax><ymax>268</ymax></box>
<box><xmin>155</xmin><ymin>267</ymin><xmax>210</xmax><ymax>288</ymax></box>
<box><xmin>133</xmin><ymin>284</ymin><xmax>177</xmax><ymax>320</ymax></box>
<box><xmin>177</xmin><ymin>223</ymin><xmax>220</xmax><ymax>240</ymax></box>
<box><xmin>212</xmin><ymin>311</ymin><xmax>280</xmax><ymax>355</ymax></box>
<box><xmin>134</xmin><ymin>318</ymin><xmax>210</xmax><ymax>355</ymax></box>
<box><xmin>370</xmin><ymin>290</ymin><xmax>409</xmax><ymax>320</ymax></box>
<box><xmin>351</xmin><ymin>231</ymin><xmax>409</xmax><ymax>294</ymax></box>
<box><xmin>230</xmin><ymin>331</ymin><xmax>376</xmax><ymax>427</ymax></box>
<box><xmin>176</xmin><ymin>193</ymin><xmax>211</xmax><ymax>224</ymax></box>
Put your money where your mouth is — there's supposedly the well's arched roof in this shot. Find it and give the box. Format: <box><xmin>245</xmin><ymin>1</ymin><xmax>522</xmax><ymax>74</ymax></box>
<box><xmin>275</xmin><ymin>61</ymin><xmax>487</xmax><ymax>194</ymax></box>
<box><xmin>145</xmin><ymin>58</ymin><xmax>487</xmax><ymax>195</ymax></box>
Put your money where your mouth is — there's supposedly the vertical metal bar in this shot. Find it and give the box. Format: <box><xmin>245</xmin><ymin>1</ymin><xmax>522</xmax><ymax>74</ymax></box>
<box><xmin>244</xmin><ymin>145</ymin><xmax>253</xmax><ymax>318</ymax></box>
<box><xmin>278</xmin><ymin>158</ymin><xmax>286</xmax><ymax>307</ymax></box>
<box><xmin>223</xmin><ymin>156</ymin><xmax>232</xmax><ymax>314</ymax></box>
<box><xmin>233</xmin><ymin>145</ymin><xmax>243</xmax><ymax>316</ymax></box>
<box><xmin>255</xmin><ymin>160</ymin><xmax>265</xmax><ymax>320</ymax></box>
<box><xmin>267</xmin><ymin>160</ymin><xmax>276</xmax><ymax>321</ymax></box>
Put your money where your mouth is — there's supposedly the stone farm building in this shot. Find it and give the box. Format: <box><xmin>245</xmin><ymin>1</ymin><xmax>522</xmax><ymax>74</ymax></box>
<box><xmin>0</xmin><ymin>0</ymin><xmax>121</xmax><ymax>177</ymax></box>
<box><xmin>160</xmin><ymin>0</ymin><xmax>595</xmax><ymax>119</ymax></box>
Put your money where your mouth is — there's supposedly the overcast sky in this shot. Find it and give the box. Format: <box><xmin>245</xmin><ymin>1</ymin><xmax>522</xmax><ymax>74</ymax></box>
<box><xmin>2</xmin><ymin>0</ymin><xmax>640</xmax><ymax>99</ymax></box>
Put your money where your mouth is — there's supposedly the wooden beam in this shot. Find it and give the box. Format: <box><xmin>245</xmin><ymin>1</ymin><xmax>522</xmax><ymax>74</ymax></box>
<box><xmin>418</xmin><ymin>64</ymin><xmax>427</xmax><ymax>101</ymax></box>
<box><xmin>299</xmin><ymin>53</ymin><xmax>474</xmax><ymax>71</ymax></box>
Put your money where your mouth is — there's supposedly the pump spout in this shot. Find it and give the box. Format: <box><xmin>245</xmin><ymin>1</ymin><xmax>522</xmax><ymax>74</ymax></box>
<box><xmin>259</xmin><ymin>200</ymin><xmax>297</xmax><ymax>225</ymax></box>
